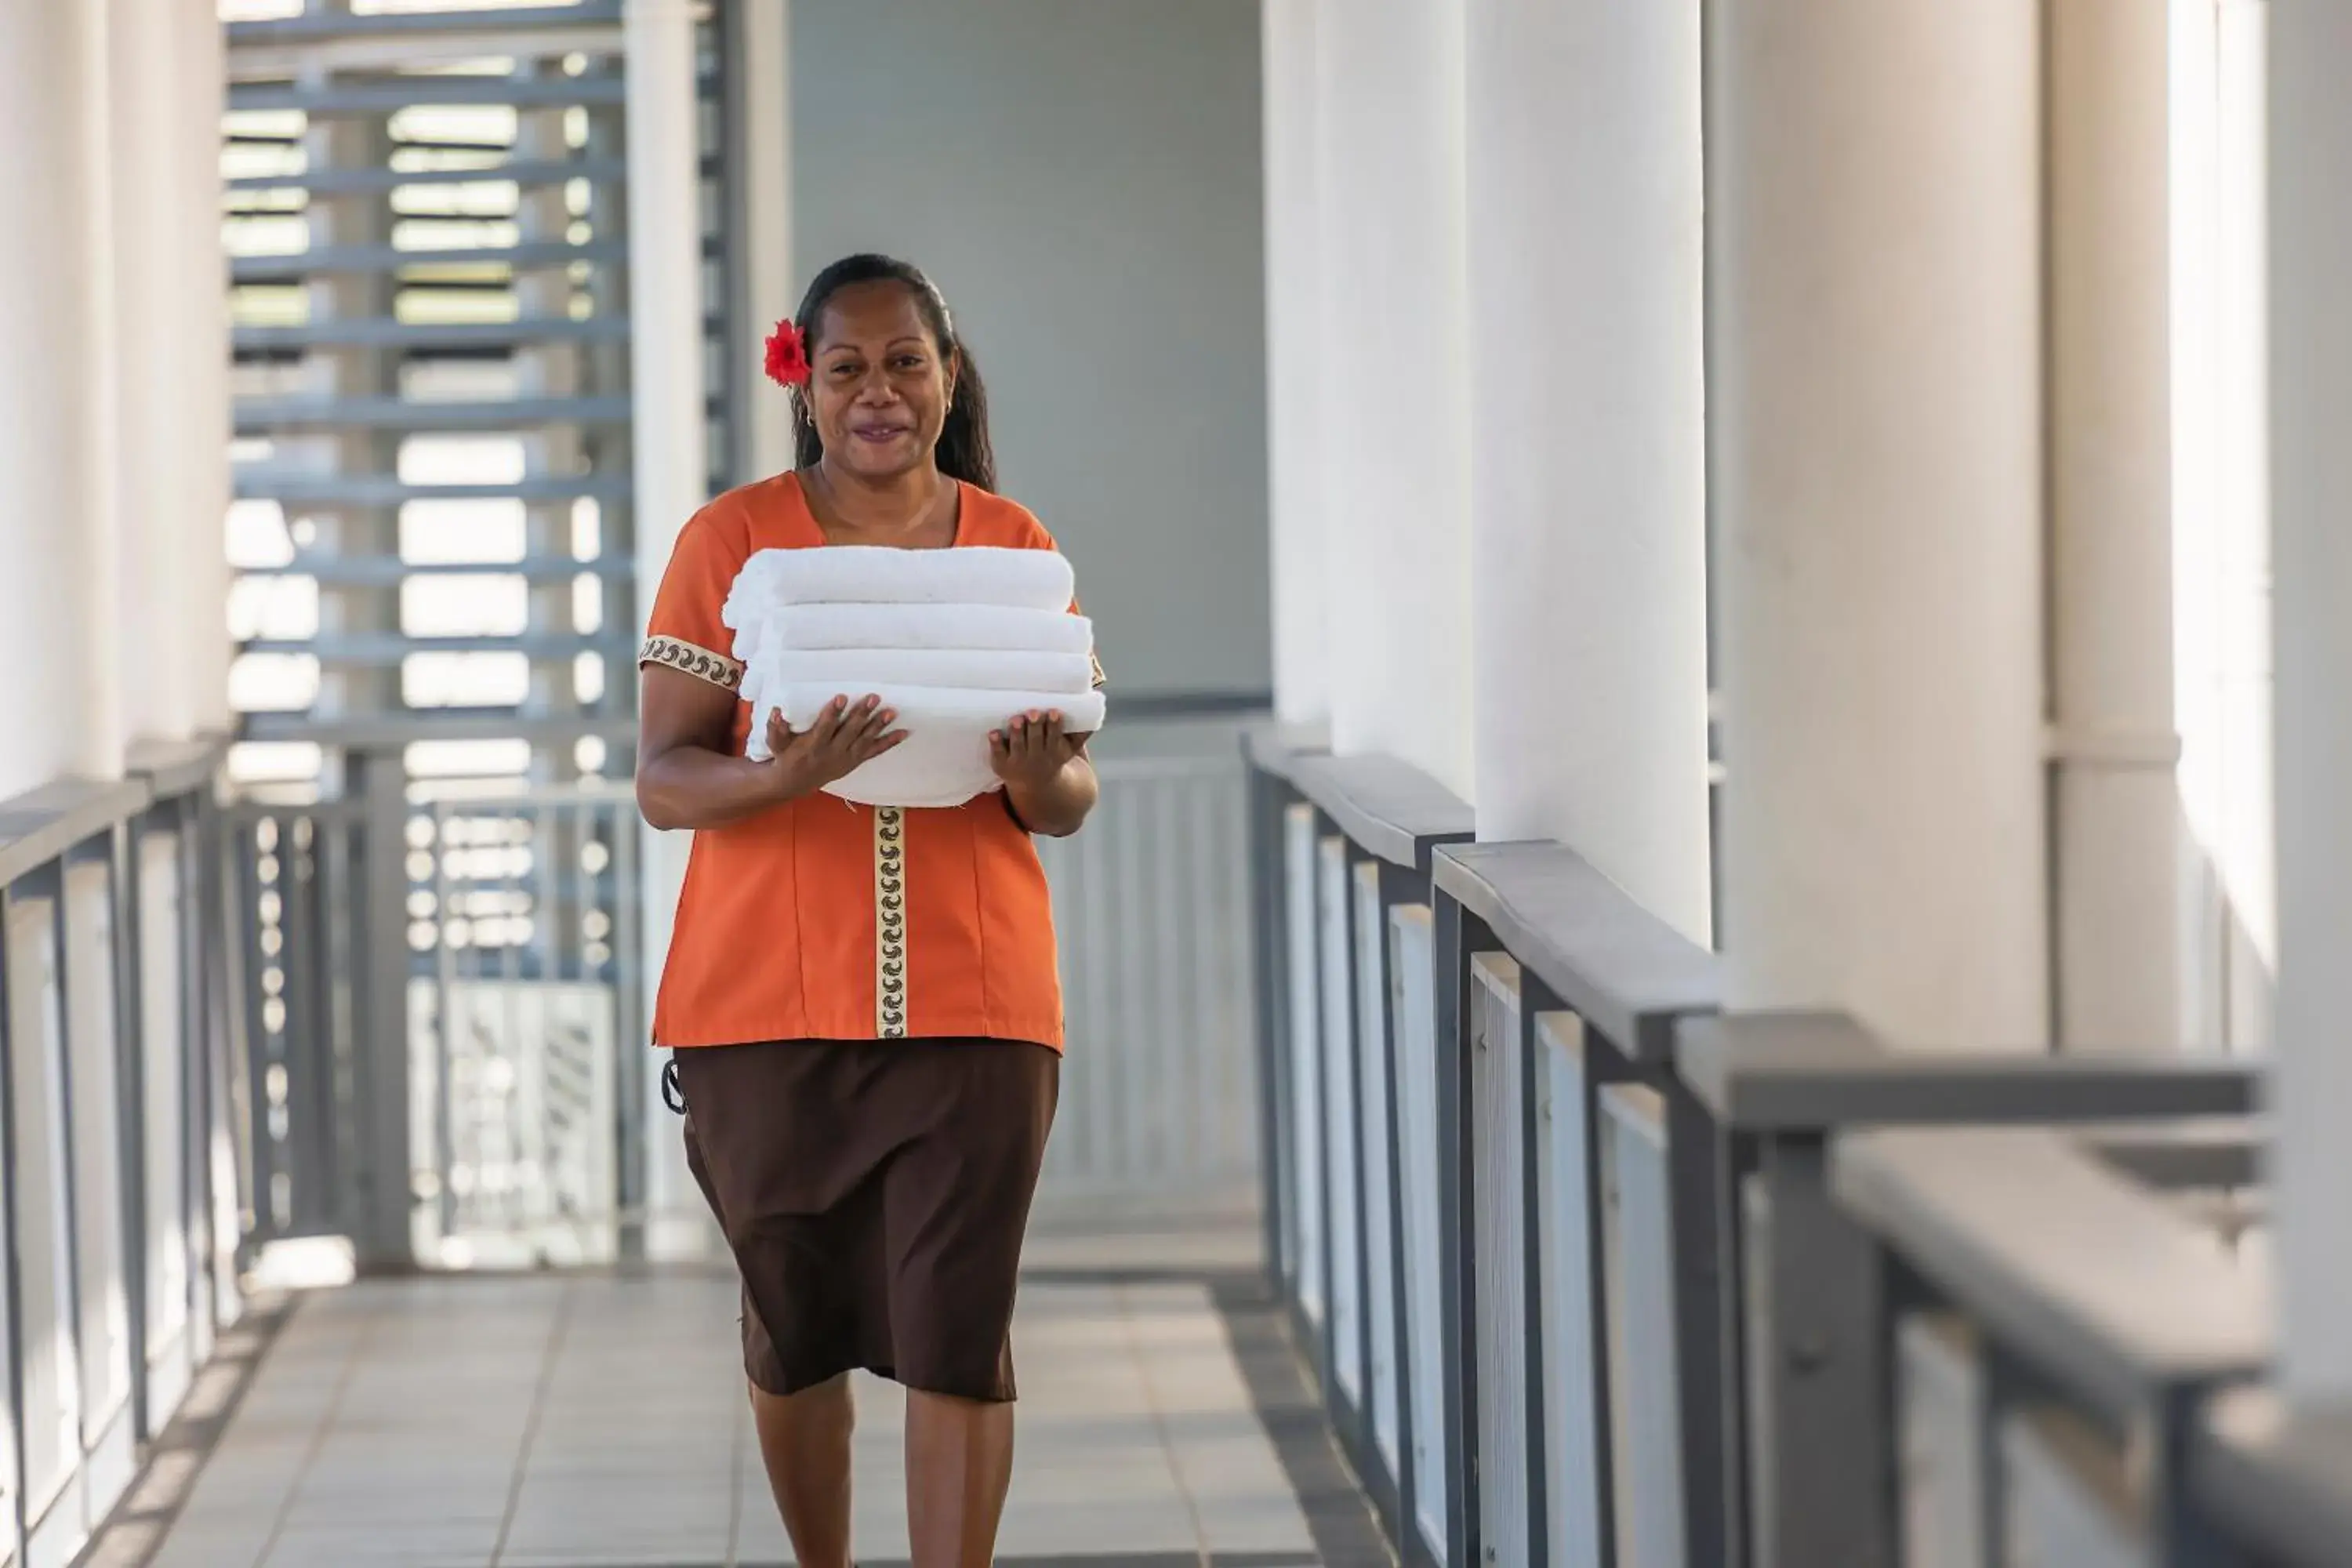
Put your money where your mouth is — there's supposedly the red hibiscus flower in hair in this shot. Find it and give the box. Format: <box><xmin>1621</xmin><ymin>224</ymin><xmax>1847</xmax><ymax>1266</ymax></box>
<box><xmin>763</xmin><ymin>318</ymin><xmax>810</xmax><ymax>387</ymax></box>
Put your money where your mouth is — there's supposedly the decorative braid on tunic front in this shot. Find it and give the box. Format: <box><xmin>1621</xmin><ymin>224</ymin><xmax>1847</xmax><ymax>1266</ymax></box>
<box><xmin>875</xmin><ymin>807</ymin><xmax>909</xmax><ymax>1037</ymax></box>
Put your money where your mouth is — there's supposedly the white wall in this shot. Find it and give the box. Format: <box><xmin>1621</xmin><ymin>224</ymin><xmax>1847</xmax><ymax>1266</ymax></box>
<box><xmin>2264</xmin><ymin>0</ymin><xmax>2352</xmax><ymax>1403</ymax></box>
<box><xmin>2170</xmin><ymin>0</ymin><xmax>2275</xmax><ymax>1055</ymax></box>
<box><xmin>1262</xmin><ymin>0</ymin><xmax>1329</xmax><ymax>728</ymax></box>
<box><xmin>790</xmin><ymin>0</ymin><xmax>1270</xmax><ymax>705</ymax></box>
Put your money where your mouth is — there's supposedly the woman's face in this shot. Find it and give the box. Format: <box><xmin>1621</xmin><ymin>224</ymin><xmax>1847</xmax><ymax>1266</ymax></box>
<box><xmin>805</xmin><ymin>280</ymin><xmax>956</xmax><ymax>482</ymax></box>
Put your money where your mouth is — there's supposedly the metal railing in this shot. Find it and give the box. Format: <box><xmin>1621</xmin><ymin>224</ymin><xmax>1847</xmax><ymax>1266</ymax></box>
<box><xmin>0</xmin><ymin>742</ymin><xmax>249</xmax><ymax>1568</ymax></box>
<box><xmin>1245</xmin><ymin>730</ymin><xmax>2277</xmax><ymax>1568</ymax></box>
<box><xmin>229</xmin><ymin>768</ymin><xmax>647</xmax><ymax>1269</ymax></box>
<box><xmin>224</xmin><ymin>714</ymin><xmax>1265</xmax><ymax>1272</ymax></box>
<box><xmin>1830</xmin><ymin>1117</ymin><xmax>2269</xmax><ymax>1566</ymax></box>
<box><xmin>1036</xmin><ymin>741</ymin><xmax>1261</xmax><ymax>1221</ymax></box>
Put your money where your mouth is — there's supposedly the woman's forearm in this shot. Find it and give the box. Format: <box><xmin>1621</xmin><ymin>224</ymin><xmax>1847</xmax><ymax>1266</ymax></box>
<box><xmin>1005</xmin><ymin>758</ymin><xmax>1099</xmax><ymax>837</ymax></box>
<box><xmin>637</xmin><ymin>745</ymin><xmax>804</xmax><ymax>830</ymax></box>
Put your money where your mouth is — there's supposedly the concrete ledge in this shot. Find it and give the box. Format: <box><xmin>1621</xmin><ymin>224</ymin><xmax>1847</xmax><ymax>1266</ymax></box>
<box><xmin>1675</xmin><ymin>1012</ymin><xmax>2259</xmax><ymax>1132</ymax></box>
<box><xmin>0</xmin><ymin>776</ymin><xmax>156</xmax><ymax>887</ymax></box>
<box><xmin>1831</xmin><ymin>1125</ymin><xmax>2269</xmax><ymax>1426</ymax></box>
<box><xmin>1432</xmin><ymin>839</ymin><xmax>1718</xmax><ymax>1062</ymax></box>
<box><xmin>128</xmin><ymin>734</ymin><xmax>230</xmax><ymax>801</ymax></box>
<box><xmin>1287</xmin><ymin>753</ymin><xmax>1472</xmax><ymax>873</ymax></box>
<box><xmin>2194</xmin><ymin>1385</ymin><xmax>2352</xmax><ymax>1568</ymax></box>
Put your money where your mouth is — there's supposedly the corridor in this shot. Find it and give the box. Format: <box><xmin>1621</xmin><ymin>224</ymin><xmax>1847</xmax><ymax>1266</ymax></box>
<box><xmin>106</xmin><ymin>1261</ymin><xmax>1382</xmax><ymax>1568</ymax></box>
<box><xmin>13</xmin><ymin>0</ymin><xmax>2352</xmax><ymax>1566</ymax></box>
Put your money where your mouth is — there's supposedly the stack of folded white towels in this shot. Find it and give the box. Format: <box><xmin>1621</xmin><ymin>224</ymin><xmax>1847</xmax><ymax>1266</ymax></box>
<box><xmin>721</xmin><ymin>546</ymin><xmax>1106</xmax><ymax>808</ymax></box>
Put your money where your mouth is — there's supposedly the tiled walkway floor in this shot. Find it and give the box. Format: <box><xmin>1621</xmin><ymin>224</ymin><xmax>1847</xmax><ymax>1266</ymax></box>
<box><xmin>126</xmin><ymin>1269</ymin><xmax>1381</xmax><ymax>1568</ymax></box>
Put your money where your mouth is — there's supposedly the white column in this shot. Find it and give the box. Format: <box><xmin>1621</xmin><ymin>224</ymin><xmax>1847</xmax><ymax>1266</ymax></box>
<box><xmin>1262</xmin><ymin>0</ymin><xmax>1329</xmax><ymax>728</ymax></box>
<box><xmin>2267</xmin><ymin>0</ymin><xmax>2352</xmax><ymax>1403</ymax></box>
<box><xmin>78</xmin><ymin>0</ymin><xmax>128</xmax><ymax>776</ymax></box>
<box><xmin>1315</xmin><ymin>0</ymin><xmax>1473</xmax><ymax>804</ymax></box>
<box><xmin>2046</xmin><ymin>0</ymin><xmax>2180</xmax><ymax>1050</ymax></box>
<box><xmin>1711</xmin><ymin>0</ymin><xmax>2048</xmax><ymax>1049</ymax></box>
<box><xmin>627</xmin><ymin>0</ymin><xmax>717</xmax><ymax>1258</ymax></box>
<box><xmin>734</xmin><ymin>0</ymin><xmax>796</xmax><ymax>481</ymax></box>
<box><xmin>178</xmin><ymin>0</ymin><xmax>234</xmax><ymax>739</ymax></box>
<box><xmin>0</xmin><ymin>0</ymin><xmax>112</xmax><ymax>800</ymax></box>
<box><xmin>109</xmin><ymin>0</ymin><xmax>223</xmax><ymax>748</ymax></box>
<box><xmin>1462</xmin><ymin>0</ymin><xmax>1710</xmax><ymax>941</ymax></box>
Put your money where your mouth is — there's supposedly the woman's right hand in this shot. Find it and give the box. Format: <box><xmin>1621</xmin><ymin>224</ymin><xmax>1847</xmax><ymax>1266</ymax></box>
<box><xmin>767</xmin><ymin>696</ymin><xmax>906</xmax><ymax>798</ymax></box>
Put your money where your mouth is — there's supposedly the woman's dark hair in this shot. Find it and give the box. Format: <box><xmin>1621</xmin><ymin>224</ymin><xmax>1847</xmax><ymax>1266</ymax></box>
<box><xmin>789</xmin><ymin>253</ymin><xmax>996</xmax><ymax>492</ymax></box>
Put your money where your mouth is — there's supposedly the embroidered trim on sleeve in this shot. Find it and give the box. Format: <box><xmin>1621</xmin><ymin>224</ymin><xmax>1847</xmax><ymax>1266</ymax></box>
<box><xmin>639</xmin><ymin>635</ymin><xmax>744</xmax><ymax>693</ymax></box>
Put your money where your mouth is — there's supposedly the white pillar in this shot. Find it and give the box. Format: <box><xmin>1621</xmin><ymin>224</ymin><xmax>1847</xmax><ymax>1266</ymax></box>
<box><xmin>627</xmin><ymin>0</ymin><xmax>717</xmax><ymax>1258</ymax></box>
<box><xmin>108</xmin><ymin>0</ymin><xmax>225</xmax><ymax>748</ymax></box>
<box><xmin>1462</xmin><ymin>0</ymin><xmax>1710</xmax><ymax>941</ymax></box>
<box><xmin>0</xmin><ymin>0</ymin><xmax>113</xmax><ymax>800</ymax></box>
<box><xmin>2046</xmin><ymin>0</ymin><xmax>2180</xmax><ymax>1050</ymax></box>
<box><xmin>178</xmin><ymin>1</ymin><xmax>234</xmax><ymax>739</ymax></box>
<box><xmin>1262</xmin><ymin>0</ymin><xmax>1329</xmax><ymax>729</ymax></box>
<box><xmin>1711</xmin><ymin>0</ymin><xmax>2049</xmax><ymax>1049</ymax></box>
<box><xmin>2267</xmin><ymin>0</ymin><xmax>2352</xmax><ymax>1404</ymax></box>
<box><xmin>734</xmin><ymin>0</ymin><xmax>796</xmax><ymax>481</ymax></box>
<box><xmin>1315</xmin><ymin>0</ymin><xmax>1473</xmax><ymax>804</ymax></box>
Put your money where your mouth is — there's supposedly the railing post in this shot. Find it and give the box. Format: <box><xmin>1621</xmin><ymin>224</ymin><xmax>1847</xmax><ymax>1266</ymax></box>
<box><xmin>1664</xmin><ymin>1074</ymin><xmax>1737</xmax><ymax>1568</ymax></box>
<box><xmin>1738</xmin><ymin>1133</ymin><xmax>1891</xmax><ymax>1566</ymax></box>
<box><xmin>353</xmin><ymin>753</ymin><xmax>415</xmax><ymax>1271</ymax></box>
<box><xmin>107</xmin><ymin>818</ymin><xmax>150</xmax><ymax>1449</ymax></box>
<box><xmin>1433</xmin><ymin>887</ymin><xmax>1479</xmax><ymax>1568</ymax></box>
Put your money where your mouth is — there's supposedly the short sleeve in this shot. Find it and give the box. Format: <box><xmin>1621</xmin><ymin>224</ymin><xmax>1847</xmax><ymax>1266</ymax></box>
<box><xmin>638</xmin><ymin>506</ymin><xmax>748</xmax><ymax>693</ymax></box>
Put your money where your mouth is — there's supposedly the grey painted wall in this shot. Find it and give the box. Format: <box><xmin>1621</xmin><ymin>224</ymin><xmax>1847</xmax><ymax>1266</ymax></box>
<box><xmin>789</xmin><ymin>0</ymin><xmax>1270</xmax><ymax>701</ymax></box>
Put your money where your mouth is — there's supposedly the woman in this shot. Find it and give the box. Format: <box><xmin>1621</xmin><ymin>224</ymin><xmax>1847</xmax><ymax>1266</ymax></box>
<box><xmin>635</xmin><ymin>253</ymin><xmax>1101</xmax><ymax>1568</ymax></box>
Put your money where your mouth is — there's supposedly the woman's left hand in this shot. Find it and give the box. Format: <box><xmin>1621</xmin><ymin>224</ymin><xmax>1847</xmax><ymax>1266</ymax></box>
<box><xmin>989</xmin><ymin>710</ymin><xmax>1086</xmax><ymax>789</ymax></box>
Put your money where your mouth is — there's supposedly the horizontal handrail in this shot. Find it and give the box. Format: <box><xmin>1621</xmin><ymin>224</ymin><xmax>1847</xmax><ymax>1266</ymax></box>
<box><xmin>128</xmin><ymin>733</ymin><xmax>231</xmax><ymax>799</ymax></box>
<box><xmin>0</xmin><ymin>775</ymin><xmax>157</xmax><ymax>884</ymax></box>
<box><xmin>1831</xmin><ymin>1123</ymin><xmax>2269</xmax><ymax>1426</ymax></box>
<box><xmin>1435</xmin><ymin>838</ymin><xmax>1718</xmax><ymax>1062</ymax></box>
<box><xmin>1288</xmin><ymin>753</ymin><xmax>1473</xmax><ymax>873</ymax></box>
<box><xmin>1676</xmin><ymin>1011</ymin><xmax>2260</xmax><ymax>1130</ymax></box>
<box><xmin>1241</xmin><ymin>720</ymin><xmax>1330</xmax><ymax>783</ymax></box>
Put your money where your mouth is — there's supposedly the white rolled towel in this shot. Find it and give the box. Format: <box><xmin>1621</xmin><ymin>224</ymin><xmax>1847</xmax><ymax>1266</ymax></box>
<box><xmin>724</xmin><ymin>545</ymin><xmax>1075</xmax><ymax>621</ymax></box>
<box><xmin>728</xmin><ymin>609</ymin><xmax>1094</xmax><ymax>673</ymax></box>
<box><xmin>746</xmin><ymin>683</ymin><xmax>1110</xmax><ymax>808</ymax></box>
<box><xmin>764</xmin><ymin>648</ymin><xmax>1095</xmax><ymax>695</ymax></box>
<box><xmin>761</xmin><ymin>602</ymin><xmax>1094</xmax><ymax>655</ymax></box>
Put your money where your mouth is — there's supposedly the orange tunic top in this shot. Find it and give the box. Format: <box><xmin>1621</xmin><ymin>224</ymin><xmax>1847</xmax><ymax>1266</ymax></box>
<box><xmin>638</xmin><ymin>474</ymin><xmax>1095</xmax><ymax>1051</ymax></box>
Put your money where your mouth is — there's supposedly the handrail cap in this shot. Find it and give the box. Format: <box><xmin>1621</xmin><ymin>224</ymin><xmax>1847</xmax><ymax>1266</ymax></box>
<box><xmin>1435</xmin><ymin>839</ymin><xmax>1717</xmax><ymax>1062</ymax></box>
<box><xmin>1242</xmin><ymin>720</ymin><xmax>1330</xmax><ymax>784</ymax></box>
<box><xmin>1831</xmin><ymin>1124</ymin><xmax>2270</xmax><ymax>1425</ymax></box>
<box><xmin>128</xmin><ymin>732</ymin><xmax>232</xmax><ymax>800</ymax></box>
<box><xmin>0</xmin><ymin>775</ymin><xmax>158</xmax><ymax>887</ymax></box>
<box><xmin>1288</xmin><ymin>753</ymin><xmax>1472</xmax><ymax>873</ymax></box>
<box><xmin>1675</xmin><ymin>1011</ymin><xmax>2261</xmax><ymax>1131</ymax></box>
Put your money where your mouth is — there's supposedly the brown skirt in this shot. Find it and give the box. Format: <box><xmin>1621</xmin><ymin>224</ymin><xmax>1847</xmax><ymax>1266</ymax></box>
<box><xmin>676</xmin><ymin>1036</ymin><xmax>1058</xmax><ymax>1403</ymax></box>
